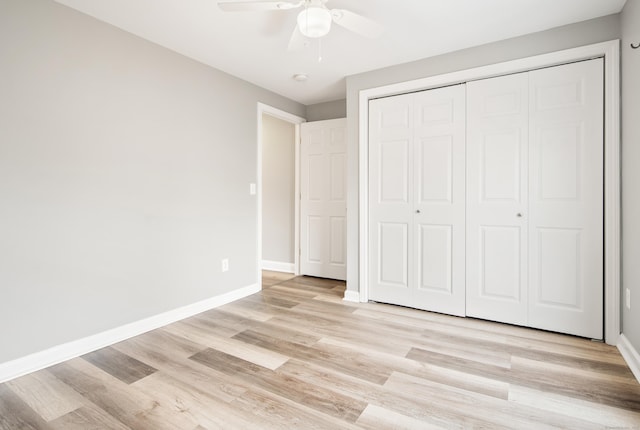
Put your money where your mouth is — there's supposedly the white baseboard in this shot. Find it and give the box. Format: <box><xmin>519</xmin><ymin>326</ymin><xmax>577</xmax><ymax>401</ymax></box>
<box><xmin>343</xmin><ymin>290</ymin><xmax>361</xmax><ymax>303</ymax></box>
<box><xmin>0</xmin><ymin>283</ymin><xmax>259</xmax><ymax>384</ymax></box>
<box><xmin>618</xmin><ymin>333</ymin><xmax>640</xmax><ymax>383</ymax></box>
<box><xmin>261</xmin><ymin>260</ymin><xmax>295</xmax><ymax>273</ymax></box>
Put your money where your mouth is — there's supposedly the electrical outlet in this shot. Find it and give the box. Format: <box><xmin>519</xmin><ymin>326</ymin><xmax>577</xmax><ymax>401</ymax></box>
<box><xmin>221</xmin><ymin>258</ymin><xmax>229</xmax><ymax>272</ymax></box>
<box><xmin>626</xmin><ymin>288</ymin><xmax>631</xmax><ymax>310</ymax></box>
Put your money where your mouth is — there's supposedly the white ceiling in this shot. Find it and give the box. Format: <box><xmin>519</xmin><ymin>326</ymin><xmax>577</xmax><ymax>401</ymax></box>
<box><xmin>53</xmin><ymin>0</ymin><xmax>626</xmax><ymax>105</ymax></box>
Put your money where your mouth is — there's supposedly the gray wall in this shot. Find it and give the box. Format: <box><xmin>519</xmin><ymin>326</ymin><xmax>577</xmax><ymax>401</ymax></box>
<box><xmin>262</xmin><ymin>114</ymin><xmax>296</xmax><ymax>265</ymax></box>
<box><xmin>306</xmin><ymin>99</ymin><xmax>346</xmax><ymax>122</ymax></box>
<box><xmin>0</xmin><ymin>0</ymin><xmax>304</xmax><ymax>364</ymax></box>
<box><xmin>622</xmin><ymin>0</ymin><xmax>640</xmax><ymax>352</ymax></box>
<box><xmin>345</xmin><ymin>14</ymin><xmax>622</xmax><ymax>296</ymax></box>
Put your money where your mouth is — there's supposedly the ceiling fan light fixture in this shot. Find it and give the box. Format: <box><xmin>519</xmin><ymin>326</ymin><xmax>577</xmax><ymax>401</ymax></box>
<box><xmin>297</xmin><ymin>6</ymin><xmax>332</xmax><ymax>38</ymax></box>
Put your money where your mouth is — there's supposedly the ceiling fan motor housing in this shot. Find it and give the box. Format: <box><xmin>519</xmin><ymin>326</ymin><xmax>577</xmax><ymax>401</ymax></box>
<box><xmin>297</xmin><ymin>4</ymin><xmax>332</xmax><ymax>38</ymax></box>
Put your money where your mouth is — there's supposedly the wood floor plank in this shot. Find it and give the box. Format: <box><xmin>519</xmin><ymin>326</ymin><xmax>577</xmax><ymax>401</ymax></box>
<box><xmin>195</xmin><ymin>309</ymin><xmax>260</xmax><ymax>334</ymax></box>
<box><xmin>281</xmin><ymin>276</ymin><xmax>342</xmax><ymax>289</ymax></box>
<box><xmin>509</xmin><ymin>384</ymin><xmax>640</xmax><ymax>429</ymax></box>
<box><xmin>265</xmin><ymin>314</ymin><xmax>415</xmax><ymax>358</ymax></box>
<box><xmin>263</xmin><ymin>283</ymin><xmax>322</xmax><ymax>299</ymax></box>
<box><xmin>230</xmin><ymin>389</ymin><xmax>361</xmax><ymax>430</ymax></box>
<box><xmin>356</xmin><ymin>404</ymin><xmax>449</xmax><ymax>430</ymax></box>
<box><xmin>112</xmin><ymin>334</ymin><xmax>249</xmax><ymax>404</ymax></box>
<box><xmin>384</xmin><ymin>371</ymin><xmax>603</xmax><ymax>430</ymax></box>
<box><xmin>130</xmin><ymin>371</ymin><xmax>256</xmax><ymax>429</ymax></box>
<box><xmin>261</xmin><ymin>270</ymin><xmax>296</xmax><ymax>286</ymax></box>
<box><xmin>48</xmin><ymin>358</ymin><xmax>195</xmax><ymax>430</ymax></box>
<box><xmin>278</xmin><ymin>358</ymin><xmax>504</xmax><ymax>428</ymax></box>
<box><xmin>416</xmin><ymin>325</ymin><xmax>631</xmax><ymax>376</ymax></box>
<box><xmin>0</xmin><ymin>384</ymin><xmax>51</xmax><ymax>430</ymax></box>
<box><xmin>177</xmin><ymin>314</ymin><xmax>245</xmax><ymax>339</ymax></box>
<box><xmin>6</xmin><ymin>370</ymin><xmax>85</xmax><ymax>422</ymax></box>
<box><xmin>190</xmin><ymin>348</ymin><xmax>367</xmax><ymax>422</ymax></box>
<box><xmin>510</xmin><ymin>355</ymin><xmax>640</xmax><ymax>412</ymax></box>
<box><xmin>48</xmin><ymin>405</ymin><xmax>132</xmax><ymax>430</ymax></box>
<box><xmin>232</xmin><ymin>329</ymin><xmax>393</xmax><ymax>384</ymax></box>
<box><xmin>164</xmin><ymin>321</ymin><xmax>289</xmax><ymax>370</ymax></box>
<box><xmin>215</xmin><ymin>301</ymin><xmax>275</xmax><ymax>322</ymax></box>
<box><xmin>241</xmin><ymin>321</ymin><xmax>322</xmax><ymax>347</ymax></box>
<box><xmin>318</xmin><ymin>336</ymin><xmax>511</xmax><ymax>400</ymax></box>
<box><xmin>82</xmin><ymin>346</ymin><xmax>157</xmax><ymax>385</ymax></box>
<box><xmin>128</xmin><ymin>327</ymin><xmax>209</xmax><ymax>359</ymax></box>
<box><xmin>410</xmin><ymin>333</ymin><xmax>513</xmax><ymax>369</ymax></box>
<box><xmin>278</xmin><ymin>280</ymin><xmax>347</xmax><ymax>297</ymax></box>
<box><xmin>244</xmin><ymin>293</ymin><xmax>300</xmax><ymax>309</ymax></box>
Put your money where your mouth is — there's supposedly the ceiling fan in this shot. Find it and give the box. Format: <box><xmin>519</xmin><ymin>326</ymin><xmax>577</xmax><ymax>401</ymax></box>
<box><xmin>217</xmin><ymin>0</ymin><xmax>383</xmax><ymax>50</ymax></box>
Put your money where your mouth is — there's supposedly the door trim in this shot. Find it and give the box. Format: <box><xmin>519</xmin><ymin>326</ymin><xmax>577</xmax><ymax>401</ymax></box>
<box><xmin>358</xmin><ymin>40</ymin><xmax>621</xmax><ymax>345</ymax></box>
<box><xmin>257</xmin><ymin>103</ymin><xmax>306</xmax><ymax>287</ymax></box>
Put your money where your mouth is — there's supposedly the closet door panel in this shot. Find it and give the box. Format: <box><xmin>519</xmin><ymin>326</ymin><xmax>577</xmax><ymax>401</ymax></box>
<box><xmin>369</xmin><ymin>85</ymin><xmax>465</xmax><ymax>315</ymax></box>
<box><xmin>369</xmin><ymin>94</ymin><xmax>414</xmax><ymax>305</ymax></box>
<box><xmin>413</xmin><ymin>85</ymin><xmax>466</xmax><ymax>316</ymax></box>
<box><xmin>466</xmin><ymin>72</ymin><xmax>529</xmax><ymax>325</ymax></box>
<box><xmin>528</xmin><ymin>59</ymin><xmax>603</xmax><ymax>339</ymax></box>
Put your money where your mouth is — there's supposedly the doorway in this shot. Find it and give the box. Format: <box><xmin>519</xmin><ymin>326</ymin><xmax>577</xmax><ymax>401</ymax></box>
<box><xmin>257</xmin><ymin>103</ymin><xmax>305</xmax><ymax>288</ymax></box>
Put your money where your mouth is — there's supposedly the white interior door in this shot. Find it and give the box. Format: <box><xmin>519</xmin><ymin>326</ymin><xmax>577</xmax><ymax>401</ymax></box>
<box><xmin>527</xmin><ymin>59</ymin><xmax>603</xmax><ymax>339</ymax></box>
<box><xmin>300</xmin><ymin>118</ymin><xmax>347</xmax><ymax>280</ymax></box>
<box><xmin>369</xmin><ymin>85</ymin><xmax>466</xmax><ymax>316</ymax></box>
<box><xmin>466</xmin><ymin>72</ymin><xmax>530</xmax><ymax>325</ymax></box>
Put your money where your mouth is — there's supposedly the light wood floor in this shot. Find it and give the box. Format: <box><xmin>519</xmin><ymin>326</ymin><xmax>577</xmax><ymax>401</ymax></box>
<box><xmin>1</xmin><ymin>271</ymin><xmax>639</xmax><ymax>429</ymax></box>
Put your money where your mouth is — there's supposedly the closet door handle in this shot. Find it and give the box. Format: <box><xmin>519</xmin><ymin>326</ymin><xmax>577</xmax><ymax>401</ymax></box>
<box><xmin>416</xmin><ymin>210</ymin><xmax>421</xmax><ymax>214</ymax></box>
<box><xmin>517</xmin><ymin>213</ymin><xmax>523</xmax><ymax>218</ymax></box>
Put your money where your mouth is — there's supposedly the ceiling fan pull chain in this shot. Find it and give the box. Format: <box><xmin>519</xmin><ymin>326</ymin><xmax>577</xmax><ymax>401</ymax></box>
<box><xmin>318</xmin><ymin>38</ymin><xmax>323</xmax><ymax>62</ymax></box>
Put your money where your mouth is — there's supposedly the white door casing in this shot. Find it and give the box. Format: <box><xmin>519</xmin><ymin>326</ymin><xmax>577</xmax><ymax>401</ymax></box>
<box><xmin>369</xmin><ymin>85</ymin><xmax>466</xmax><ymax>316</ymax></box>
<box><xmin>300</xmin><ymin>118</ymin><xmax>347</xmax><ymax>280</ymax></box>
<box><xmin>257</xmin><ymin>103</ymin><xmax>305</xmax><ymax>284</ymax></box>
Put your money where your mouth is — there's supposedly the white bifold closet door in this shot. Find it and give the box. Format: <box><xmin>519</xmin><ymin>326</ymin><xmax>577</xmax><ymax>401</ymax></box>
<box><xmin>369</xmin><ymin>85</ymin><xmax>466</xmax><ymax>316</ymax></box>
<box><xmin>300</xmin><ymin>118</ymin><xmax>347</xmax><ymax>281</ymax></box>
<box><xmin>466</xmin><ymin>59</ymin><xmax>604</xmax><ymax>339</ymax></box>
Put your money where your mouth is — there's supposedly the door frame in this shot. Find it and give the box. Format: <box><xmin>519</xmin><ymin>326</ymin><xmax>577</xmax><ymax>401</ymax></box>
<box><xmin>357</xmin><ymin>40</ymin><xmax>621</xmax><ymax>344</ymax></box>
<box><xmin>257</xmin><ymin>103</ymin><xmax>306</xmax><ymax>286</ymax></box>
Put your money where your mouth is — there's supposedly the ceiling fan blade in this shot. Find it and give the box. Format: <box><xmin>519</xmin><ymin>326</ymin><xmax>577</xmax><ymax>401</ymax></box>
<box><xmin>330</xmin><ymin>9</ymin><xmax>383</xmax><ymax>38</ymax></box>
<box><xmin>218</xmin><ymin>1</ymin><xmax>302</xmax><ymax>12</ymax></box>
<box><xmin>288</xmin><ymin>25</ymin><xmax>308</xmax><ymax>51</ymax></box>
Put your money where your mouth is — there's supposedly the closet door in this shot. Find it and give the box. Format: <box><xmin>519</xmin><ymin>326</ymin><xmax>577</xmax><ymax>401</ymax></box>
<box><xmin>369</xmin><ymin>93</ymin><xmax>414</xmax><ymax>306</ymax></box>
<box><xmin>413</xmin><ymin>86</ymin><xmax>466</xmax><ymax>315</ymax></box>
<box><xmin>466</xmin><ymin>72</ymin><xmax>530</xmax><ymax>325</ymax></box>
<box><xmin>528</xmin><ymin>59</ymin><xmax>603</xmax><ymax>339</ymax></box>
<box><xmin>369</xmin><ymin>85</ymin><xmax>466</xmax><ymax>315</ymax></box>
<box><xmin>467</xmin><ymin>59</ymin><xmax>604</xmax><ymax>339</ymax></box>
